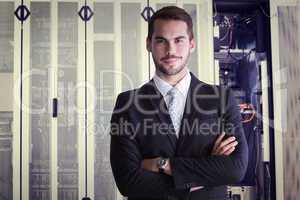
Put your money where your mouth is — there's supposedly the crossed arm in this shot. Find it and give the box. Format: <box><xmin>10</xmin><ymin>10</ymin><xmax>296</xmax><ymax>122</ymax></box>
<box><xmin>110</xmin><ymin>90</ymin><xmax>248</xmax><ymax>198</ymax></box>
<box><xmin>110</xmin><ymin>126</ymin><xmax>247</xmax><ymax>198</ymax></box>
<box><xmin>141</xmin><ymin>132</ymin><xmax>239</xmax><ymax>176</ymax></box>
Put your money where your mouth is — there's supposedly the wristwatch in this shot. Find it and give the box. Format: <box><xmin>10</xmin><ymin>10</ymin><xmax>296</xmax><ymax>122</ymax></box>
<box><xmin>157</xmin><ymin>157</ymin><xmax>168</xmax><ymax>173</ymax></box>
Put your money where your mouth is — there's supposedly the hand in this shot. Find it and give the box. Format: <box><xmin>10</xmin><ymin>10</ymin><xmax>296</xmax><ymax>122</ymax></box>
<box><xmin>211</xmin><ymin>132</ymin><xmax>238</xmax><ymax>156</ymax></box>
<box><xmin>141</xmin><ymin>158</ymin><xmax>172</xmax><ymax>175</ymax></box>
<box><xmin>141</xmin><ymin>158</ymin><xmax>159</xmax><ymax>172</ymax></box>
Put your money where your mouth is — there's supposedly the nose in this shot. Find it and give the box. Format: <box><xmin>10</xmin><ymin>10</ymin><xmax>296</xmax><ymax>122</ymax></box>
<box><xmin>166</xmin><ymin>42</ymin><xmax>176</xmax><ymax>55</ymax></box>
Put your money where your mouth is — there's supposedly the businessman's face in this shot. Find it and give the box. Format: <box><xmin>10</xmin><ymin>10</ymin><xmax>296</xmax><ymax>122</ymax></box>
<box><xmin>147</xmin><ymin>19</ymin><xmax>195</xmax><ymax>77</ymax></box>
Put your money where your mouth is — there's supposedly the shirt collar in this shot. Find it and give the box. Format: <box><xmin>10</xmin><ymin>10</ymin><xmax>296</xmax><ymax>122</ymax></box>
<box><xmin>153</xmin><ymin>70</ymin><xmax>191</xmax><ymax>98</ymax></box>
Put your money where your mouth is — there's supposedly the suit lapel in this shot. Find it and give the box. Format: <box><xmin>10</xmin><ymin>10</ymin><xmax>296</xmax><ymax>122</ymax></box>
<box><xmin>139</xmin><ymin>73</ymin><xmax>216</xmax><ymax>151</ymax></box>
<box><xmin>181</xmin><ymin>73</ymin><xmax>200</xmax><ymax>125</ymax></box>
<box><xmin>176</xmin><ymin>73</ymin><xmax>220</xmax><ymax>148</ymax></box>
<box><xmin>176</xmin><ymin>73</ymin><xmax>197</xmax><ymax>145</ymax></box>
<box><xmin>140</xmin><ymin>80</ymin><xmax>178</xmax><ymax>150</ymax></box>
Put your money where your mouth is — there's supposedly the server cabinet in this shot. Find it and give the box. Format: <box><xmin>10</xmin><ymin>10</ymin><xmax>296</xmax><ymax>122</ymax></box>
<box><xmin>0</xmin><ymin>1</ymin><xmax>214</xmax><ymax>200</ymax></box>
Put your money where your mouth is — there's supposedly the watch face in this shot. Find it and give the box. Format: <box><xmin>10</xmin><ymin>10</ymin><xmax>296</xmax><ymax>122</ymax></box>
<box><xmin>158</xmin><ymin>158</ymin><xmax>167</xmax><ymax>168</ymax></box>
<box><xmin>157</xmin><ymin>158</ymin><xmax>167</xmax><ymax>173</ymax></box>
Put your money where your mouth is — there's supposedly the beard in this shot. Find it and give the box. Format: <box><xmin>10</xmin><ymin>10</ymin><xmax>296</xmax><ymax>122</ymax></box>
<box><xmin>153</xmin><ymin>53</ymin><xmax>190</xmax><ymax>76</ymax></box>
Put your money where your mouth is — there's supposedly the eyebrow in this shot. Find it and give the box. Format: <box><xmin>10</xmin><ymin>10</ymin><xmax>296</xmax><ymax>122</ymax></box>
<box><xmin>154</xmin><ymin>36</ymin><xmax>187</xmax><ymax>40</ymax></box>
<box><xmin>175</xmin><ymin>36</ymin><xmax>186</xmax><ymax>40</ymax></box>
<box><xmin>154</xmin><ymin>36</ymin><xmax>167</xmax><ymax>40</ymax></box>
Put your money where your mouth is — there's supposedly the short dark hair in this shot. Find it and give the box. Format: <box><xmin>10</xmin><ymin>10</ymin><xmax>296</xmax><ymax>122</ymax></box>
<box><xmin>148</xmin><ymin>6</ymin><xmax>194</xmax><ymax>40</ymax></box>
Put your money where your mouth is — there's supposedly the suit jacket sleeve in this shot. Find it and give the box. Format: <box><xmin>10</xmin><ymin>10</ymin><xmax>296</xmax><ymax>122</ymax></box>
<box><xmin>169</xmin><ymin>88</ymin><xmax>249</xmax><ymax>189</ymax></box>
<box><xmin>110</xmin><ymin>92</ymin><xmax>179</xmax><ymax>199</ymax></box>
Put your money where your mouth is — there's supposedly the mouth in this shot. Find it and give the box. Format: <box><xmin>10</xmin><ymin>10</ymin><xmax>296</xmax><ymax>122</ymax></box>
<box><xmin>161</xmin><ymin>57</ymin><xmax>181</xmax><ymax>64</ymax></box>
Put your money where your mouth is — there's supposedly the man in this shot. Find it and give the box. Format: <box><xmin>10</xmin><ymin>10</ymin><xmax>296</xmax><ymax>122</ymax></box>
<box><xmin>110</xmin><ymin>6</ymin><xmax>248</xmax><ymax>200</ymax></box>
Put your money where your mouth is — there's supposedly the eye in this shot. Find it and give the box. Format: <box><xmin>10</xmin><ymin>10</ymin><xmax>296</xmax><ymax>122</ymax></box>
<box><xmin>175</xmin><ymin>38</ymin><xmax>184</xmax><ymax>43</ymax></box>
<box><xmin>155</xmin><ymin>39</ymin><xmax>165</xmax><ymax>44</ymax></box>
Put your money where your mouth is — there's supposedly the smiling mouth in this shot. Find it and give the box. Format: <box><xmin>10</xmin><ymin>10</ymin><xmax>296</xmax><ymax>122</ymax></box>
<box><xmin>161</xmin><ymin>57</ymin><xmax>181</xmax><ymax>63</ymax></box>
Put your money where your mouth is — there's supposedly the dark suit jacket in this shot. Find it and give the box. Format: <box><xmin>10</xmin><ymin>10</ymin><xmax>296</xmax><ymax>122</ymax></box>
<box><xmin>110</xmin><ymin>73</ymin><xmax>248</xmax><ymax>200</ymax></box>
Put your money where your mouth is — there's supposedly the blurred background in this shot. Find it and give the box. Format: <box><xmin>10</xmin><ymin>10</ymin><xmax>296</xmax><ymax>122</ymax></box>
<box><xmin>0</xmin><ymin>0</ymin><xmax>299</xmax><ymax>199</ymax></box>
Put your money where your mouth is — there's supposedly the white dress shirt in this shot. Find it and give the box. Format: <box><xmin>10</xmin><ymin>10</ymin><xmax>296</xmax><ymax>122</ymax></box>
<box><xmin>153</xmin><ymin>70</ymin><xmax>204</xmax><ymax>192</ymax></box>
<box><xmin>153</xmin><ymin>70</ymin><xmax>191</xmax><ymax>137</ymax></box>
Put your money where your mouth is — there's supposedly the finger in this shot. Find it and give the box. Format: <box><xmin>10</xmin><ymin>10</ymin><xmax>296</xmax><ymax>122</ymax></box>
<box><xmin>219</xmin><ymin>141</ymin><xmax>238</xmax><ymax>155</ymax></box>
<box><xmin>212</xmin><ymin>133</ymin><xmax>225</xmax><ymax>155</ymax></box>
<box><xmin>213</xmin><ymin>132</ymin><xmax>225</xmax><ymax>151</ymax></box>
<box><xmin>218</xmin><ymin>136</ymin><xmax>236</xmax><ymax>149</ymax></box>
<box><xmin>223</xmin><ymin>146</ymin><xmax>236</xmax><ymax>156</ymax></box>
<box><xmin>213</xmin><ymin>137</ymin><xmax>236</xmax><ymax>154</ymax></box>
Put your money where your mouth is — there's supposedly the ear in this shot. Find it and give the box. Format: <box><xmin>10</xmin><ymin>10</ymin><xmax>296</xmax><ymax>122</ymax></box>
<box><xmin>189</xmin><ymin>38</ymin><xmax>196</xmax><ymax>53</ymax></box>
<box><xmin>146</xmin><ymin>37</ymin><xmax>152</xmax><ymax>52</ymax></box>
